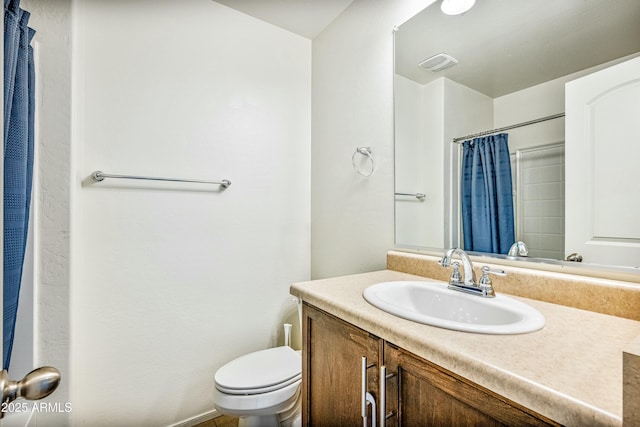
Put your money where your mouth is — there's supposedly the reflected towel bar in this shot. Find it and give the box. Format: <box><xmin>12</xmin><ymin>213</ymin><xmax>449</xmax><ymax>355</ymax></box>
<box><xmin>395</xmin><ymin>192</ymin><xmax>426</xmax><ymax>200</ymax></box>
<box><xmin>91</xmin><ymin>171</ymin><xmax>231</xmax><ymax>188</ymax></box>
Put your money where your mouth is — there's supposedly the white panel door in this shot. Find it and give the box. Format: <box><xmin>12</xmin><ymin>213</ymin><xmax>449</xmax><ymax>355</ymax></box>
<box><xmin>565</xmin><ymin>55</ymin><xmax>640</xmax><ymax>267</ymax></box>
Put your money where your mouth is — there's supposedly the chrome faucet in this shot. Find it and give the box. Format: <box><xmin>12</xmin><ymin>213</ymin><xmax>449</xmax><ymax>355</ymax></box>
<box><xmin>439</xmin><ymin>248</ymin><xmax>477</xmax><ymax>287</ymax></box>
<box><xmin>439</xmin><ymin>248</ymin><xmax>505</xmax><ymax>298</ymax></box>
<box><xmin>508</xmin><ymin>241</ymin><xmax>529</xmax><ymax>257</ymax></box>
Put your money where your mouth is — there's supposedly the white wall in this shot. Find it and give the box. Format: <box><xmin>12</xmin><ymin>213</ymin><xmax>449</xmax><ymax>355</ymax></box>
<box><xmin>19</xmin><ymin>1</ymin><xmax>73</xmax><ymax>425</ymax></box>
<box><xmin>311</xmin><ymin>0</ymin><xmax>436</xmax><ymax>279</ymax></box>
<box><xmin>19</xmin><ymin>0</ymin><xmax>311</xmax><ymax>425</ymax></box>
<box><xmin>493</xmin><ymin>77</ymin><xmax>565</xmax><ymax>152</ymax></box>
<box><xmin>71</xmin><ymin>1</ymin><xmax>310</xmax><ymax>425</ymax></box>
<box><xmin>10</xmin><ymin>210</ymin><xmax>34</xmax><ymax>379</ymax></box>
<box><xmin>394</xmin><ymin>75</ymin><xmax>436</xmax><ymax>248</ymax></box>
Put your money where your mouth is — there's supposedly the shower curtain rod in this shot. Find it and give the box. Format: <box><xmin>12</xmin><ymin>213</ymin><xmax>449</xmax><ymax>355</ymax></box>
<box><xmin>452</xmin><ymin>112</ymin><xmax>565</xmax><ymax>143</ymax></box>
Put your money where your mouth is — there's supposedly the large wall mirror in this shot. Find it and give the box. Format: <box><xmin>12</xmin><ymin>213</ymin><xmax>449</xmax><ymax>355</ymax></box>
<box><xmin>394</xmin><ymin>0</ymin><xmax>640</xmax><ymax>274</ymax></box>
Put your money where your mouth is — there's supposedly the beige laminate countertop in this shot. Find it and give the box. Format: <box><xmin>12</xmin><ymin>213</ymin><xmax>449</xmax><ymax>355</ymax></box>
<box><xmin>290</xmin><ymin>270</ymin><xmax>640</xmax><ymax>427</ymax></box>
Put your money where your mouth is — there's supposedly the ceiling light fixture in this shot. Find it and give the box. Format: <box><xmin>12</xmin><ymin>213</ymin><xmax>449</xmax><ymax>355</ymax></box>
<box><xmin>440</xmin><ymin>0</ymin><xmax>476</xmax><ymax>15</ymax></box>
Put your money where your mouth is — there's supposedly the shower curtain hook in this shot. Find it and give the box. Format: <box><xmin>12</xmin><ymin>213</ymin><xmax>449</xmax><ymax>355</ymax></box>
<box><xmin>352</xmin><ymin>147</ymin><xmax>375</xmax><ymax>177</ymax></box>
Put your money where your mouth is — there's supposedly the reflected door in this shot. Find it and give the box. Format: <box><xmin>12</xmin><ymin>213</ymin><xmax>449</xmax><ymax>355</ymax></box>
<box><xmin>565</xmin><ymin>55</ymin><xmax>640</xmax><ymax>266</ymax></box>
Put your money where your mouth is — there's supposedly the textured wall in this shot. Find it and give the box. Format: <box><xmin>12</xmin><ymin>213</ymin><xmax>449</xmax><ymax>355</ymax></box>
<box><xmin>19</xmin><ymin>0</ymin><xmax>73</xmax><ymax>425</ymax></box>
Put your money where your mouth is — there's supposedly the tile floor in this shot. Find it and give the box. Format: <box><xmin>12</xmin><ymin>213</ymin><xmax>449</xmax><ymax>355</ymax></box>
<box><xmin>195</xmin><ymin>415</ymin><xmax>239</xmax><ymax>427</ymax></box>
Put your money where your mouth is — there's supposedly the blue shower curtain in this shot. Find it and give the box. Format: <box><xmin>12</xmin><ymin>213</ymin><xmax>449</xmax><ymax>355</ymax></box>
<box><xmin>4</xmin><ymin>0</ymin><xmax>35</xmax><ymax>370</ymax></box>
<box><xmin>461</xmin><ymin>133</ymin><xmax>514</xmax><ymax>254</ymax></box>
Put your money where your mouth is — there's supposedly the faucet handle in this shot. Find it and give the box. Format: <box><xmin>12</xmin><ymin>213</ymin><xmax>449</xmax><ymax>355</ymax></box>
<box><xmin>479</xmin><ymin>266</ymin><xmax>506</xmax><ymax>282</ymax></box>
<box><xmin>478</xmin><ymin>266</ymin><xmax>506</xmax><ymax>297</ymax></box>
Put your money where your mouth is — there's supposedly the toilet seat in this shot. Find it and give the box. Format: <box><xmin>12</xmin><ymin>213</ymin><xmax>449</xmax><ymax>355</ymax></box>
<box><xmin>215</xmin><ymin>346</ymin><xmax>301</xmax><ymax>395</ymax></box>
<box><xmin>216</xmin><ymin>373</ymin><xmax>301</xmax><ymax>395</ymax></box>
<box><xmin>213</xmin><ymin>379</ymin><xmax>301</xmax><ymax>416</ymax></box>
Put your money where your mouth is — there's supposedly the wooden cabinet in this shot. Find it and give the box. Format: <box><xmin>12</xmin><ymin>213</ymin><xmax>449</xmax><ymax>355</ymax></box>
<box><xmin>303</xmin><ymin>303</ymin><xmax>560</xmax><ymax>427</ymax></box>
<box><xmin>383</xmin><ymin>343</ymin><xmax>559</xmax><ymax>427</ymax></box>
<box><xmin>302</xmin><ymin>303</ymin><xmax>382</xmax><ymax>426</ymax></box>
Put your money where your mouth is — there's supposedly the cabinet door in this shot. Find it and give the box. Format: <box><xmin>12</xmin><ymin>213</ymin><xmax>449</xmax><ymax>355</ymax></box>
<box><xmin>382</xmin><ymin>343</ymin><xmax>559</xmax><ymax>427</ymax></box>
<box><xmin>302</xmin><ymin>303</ymin><xmax>382</xmax><ymax>427</ymax></box>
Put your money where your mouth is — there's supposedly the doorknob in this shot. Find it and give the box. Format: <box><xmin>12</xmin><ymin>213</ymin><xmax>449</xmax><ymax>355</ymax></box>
<box><xmin>0</xmin><ymin>366</ymin><xmax>61</xmax><ymax>418</ymax></box>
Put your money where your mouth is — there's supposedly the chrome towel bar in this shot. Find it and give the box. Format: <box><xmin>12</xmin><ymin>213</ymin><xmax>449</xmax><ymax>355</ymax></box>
<box><xmin>395</xmin><ymin>192</ymin><xmax>425</xmax><ymax>200</ymax></box>
<box><xmin>91</xmin><ymin>171</ymin><xmax>231</xmax><ymax>188</ymax></box>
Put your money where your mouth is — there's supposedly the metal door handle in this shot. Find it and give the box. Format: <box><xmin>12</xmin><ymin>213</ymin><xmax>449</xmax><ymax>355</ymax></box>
<box><xmin>380</xmin><ymin>365</ymin><xmax>386</xmax><ymax>427</ymax></box>
<box><xmin>0</xmin><ymin>367</ymin><xmax>61</xmax><ymax>418</ymax></box>
<box><xmin>379</xmin><ymin>365</ymin><xmax>396</xmax><ymax>427</ymax></box>
<box><xmin>365</xmin><ymin>391</ymin><xmax>377</xmax><ymax>427</ymax></box>
<box><xmin>361</xmin><ymin>356</ymin><xmax>378</xmax><ymax>427</ymax></box>
<box><xmin>362</xmin><ymin>356</ymin><xmax>367</xmax><ymax>423</ymax></box>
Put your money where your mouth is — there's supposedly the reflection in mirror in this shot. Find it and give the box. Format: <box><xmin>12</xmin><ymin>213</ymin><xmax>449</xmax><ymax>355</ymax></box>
<box><xmin>394</xmin><ymin>0</ymin><xmax>640</xmax><ymax>271</ymax></box>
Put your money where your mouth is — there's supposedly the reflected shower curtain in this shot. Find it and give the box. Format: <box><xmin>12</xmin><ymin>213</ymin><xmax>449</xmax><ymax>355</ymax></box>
<box><xmin>461</xmin><ymin>133</ymin><xmax>514</xmax><ymax>254</ymax></box>
<box><xmin>4</xmin><ymin>0</ymin><xmax>35</xmax><ymax>369</ymax></box>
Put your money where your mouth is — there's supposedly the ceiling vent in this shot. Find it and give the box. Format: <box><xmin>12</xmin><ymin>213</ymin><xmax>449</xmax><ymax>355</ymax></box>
<box><xmin>418</xmin><ymin>53</ymin><xmax>459</xmax><ymax>72</ymax></box>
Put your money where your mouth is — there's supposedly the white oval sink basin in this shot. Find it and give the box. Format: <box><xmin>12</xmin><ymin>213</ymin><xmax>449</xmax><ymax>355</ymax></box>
<box><xmin>363</xmin><ymin>281</ymin><xmax>545</xmax><ymax>334</ymax></box>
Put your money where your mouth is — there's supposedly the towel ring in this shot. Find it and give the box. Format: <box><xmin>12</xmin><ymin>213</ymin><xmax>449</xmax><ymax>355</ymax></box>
<box><xmin>352</xmin><ymin>147</ymin><xmax>375</xmax><ymax>177</ymax></box>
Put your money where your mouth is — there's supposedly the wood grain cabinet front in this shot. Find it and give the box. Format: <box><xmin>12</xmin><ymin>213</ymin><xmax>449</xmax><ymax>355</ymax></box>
<box><xmin>381</xmin><ymin>343</ymin><xmax>560</xmax><ymax>427</ymax></box>
<box><xmin>302</xmin><ymin>303</ymin><xmax>382</xmax><ymax>426</ymax></box>
<box><xmin>303</xmin><ymin>303</ymin><xmax>561</xmax><ymax>427</ymax></box>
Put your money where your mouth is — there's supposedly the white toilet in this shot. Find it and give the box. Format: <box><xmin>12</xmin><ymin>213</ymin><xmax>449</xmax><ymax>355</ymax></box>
<box><xmin>213</xmin><ymin>345</ymin><xmax>302</xmax><ymax>427</ymax></box>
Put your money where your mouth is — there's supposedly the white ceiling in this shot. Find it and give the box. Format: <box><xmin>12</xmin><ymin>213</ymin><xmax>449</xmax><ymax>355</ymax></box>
<box><xmin>395</xmin><ymin>0</ymin><xmax>640</xmax><ymax>98</ymax></box>
<box><xmin>211</xmin><ymin>0</ymin><xmax>640</xmax><ymax>96</ymax></box>
<box><xmin>213</xmin><ymin>0</ymin><xmax>355</xmax><ymax>39</ymax></box>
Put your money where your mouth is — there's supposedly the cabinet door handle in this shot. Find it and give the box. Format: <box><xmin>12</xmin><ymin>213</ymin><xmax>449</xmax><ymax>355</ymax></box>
<box><xmin>365</xmin><ymin>391</ymin><xmax>377</xmax><ymax>427</ymax></box>
<box><xmin>362</xmin><ymin>356</ymin><xmax>378</xmax><ymax>427</ymax></box>
<box><xmin>380</xmin><ymin>365</ymin><xmax>396</xmax><ymax>427</ymax></box>
<box><xmin>380</xmin><ymin>365</ymin><xmax>386</xmax><ymax>427</ymax></box>
<box><xmin>362</xmin><ymin>356</ymin><xmax>367</xmax><ymax>421</ymax></box>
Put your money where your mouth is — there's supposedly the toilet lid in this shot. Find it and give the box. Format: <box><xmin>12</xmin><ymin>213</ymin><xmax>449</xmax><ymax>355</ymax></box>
<box><xmin>215</xmin><ymin>346</ymin><xmax>301</xmax><ymax>395</ymax></box>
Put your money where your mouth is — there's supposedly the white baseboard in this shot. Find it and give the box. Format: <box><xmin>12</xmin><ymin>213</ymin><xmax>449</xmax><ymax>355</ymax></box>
<box><xmin>167</xmin><ymin>409</ymin><xmax>219</xmax><ymax>427</ymax></box>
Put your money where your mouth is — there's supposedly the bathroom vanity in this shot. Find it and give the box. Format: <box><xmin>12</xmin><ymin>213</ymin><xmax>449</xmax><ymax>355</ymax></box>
<box><xmin>290</xmin><ymin>253</ymin><xmax>640</xmax><ymax>427</ymax></box>
<box><xmin>303</xmin><ymin>303</ymin><xmax>557</xmax><ymax>426</ymax></box>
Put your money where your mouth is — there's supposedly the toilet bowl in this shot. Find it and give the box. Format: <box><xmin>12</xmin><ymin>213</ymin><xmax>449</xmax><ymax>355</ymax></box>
<box><xmin>213</xmin><ymin>346</ymin><xmax>302</xmax><ymax>427</ymax></box>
